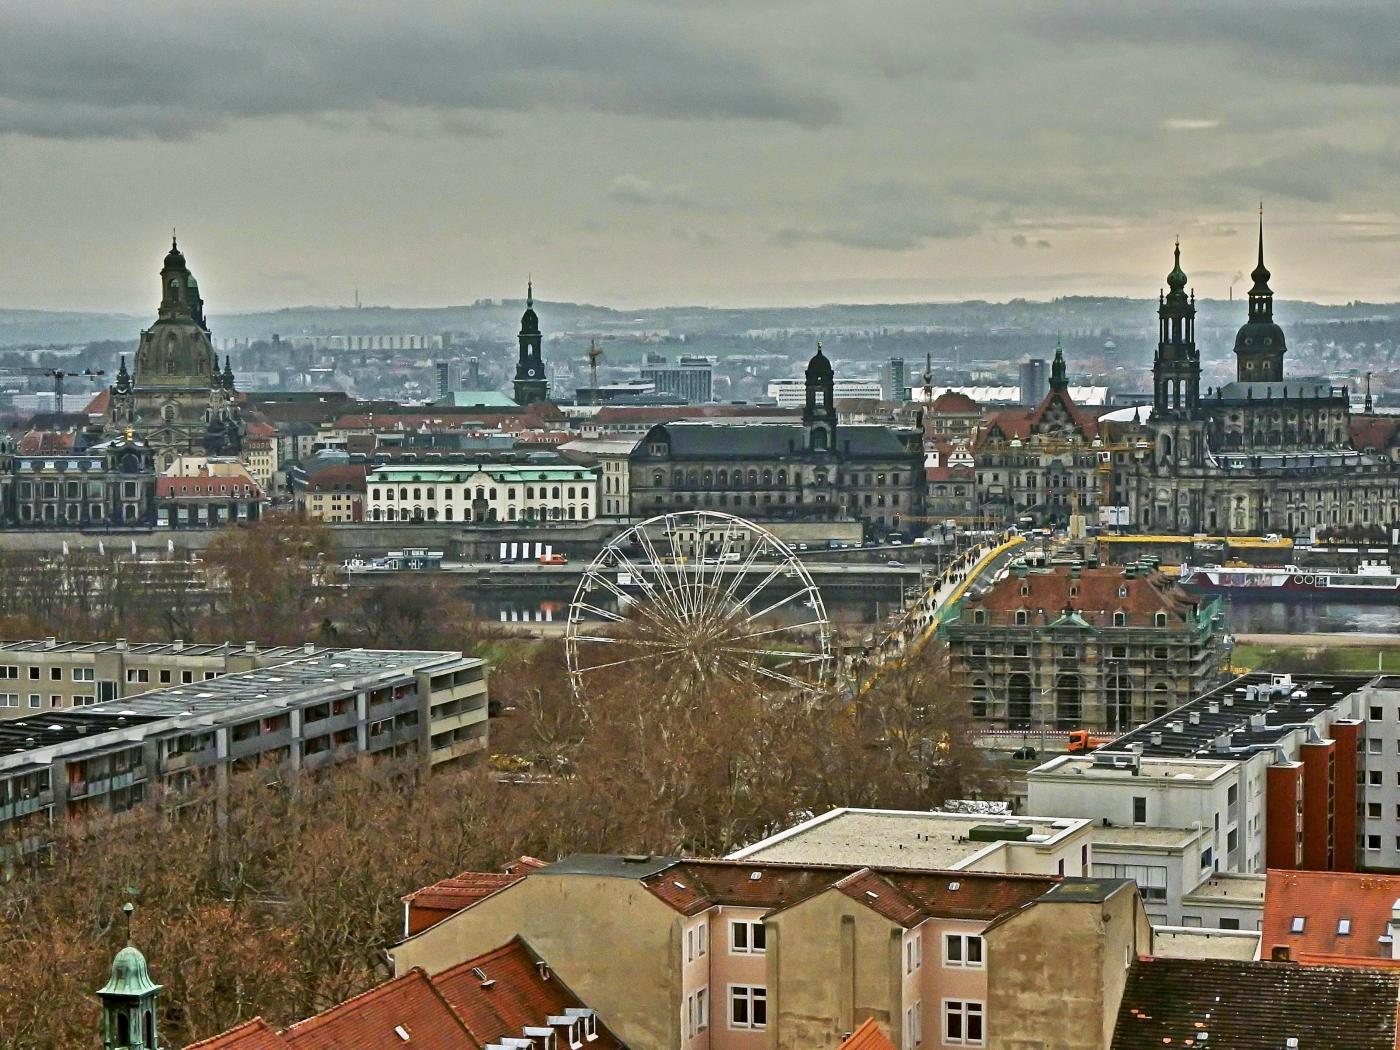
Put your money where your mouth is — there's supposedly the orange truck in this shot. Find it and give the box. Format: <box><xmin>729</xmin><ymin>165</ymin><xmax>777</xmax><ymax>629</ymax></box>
<box><xmin>537</xmin><ymin>553</ymin><xmax>568</xmax><ymax>565</ymax></box>
<box><xmin>1066</xmin><ymin>729</ymin><xmax>1114</xmax><ymax>754</ymax></box>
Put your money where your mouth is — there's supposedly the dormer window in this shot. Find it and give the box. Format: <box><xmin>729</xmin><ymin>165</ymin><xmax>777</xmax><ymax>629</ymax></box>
<box><xmin>1113</xmin><ymin>612</ymin><xmax>1126</xmax><ymax>627</ymax></box>
<box><xmin>1014</xmin><ymin>610</ymin><xmax>1028</xmax><ymax>626</ymax></box>
<box><xmin>1154</xmin><ymin>612</ymin><xmax>1168</xmax><ymax>627</ymax></box>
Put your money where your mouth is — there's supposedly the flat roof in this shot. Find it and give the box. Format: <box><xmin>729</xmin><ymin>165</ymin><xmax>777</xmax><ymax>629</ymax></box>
<box><xmin>0</xmin><ymin>639</ymin><xmax>319</xmax><ymax>660</ymax></box>
<box><xmin>1032</xmin><ymin>754</ymin><xmax>1234</xmax><ymax>783</ymax></box>
<box><xmin>1184</xmin><ymin>873</ymin><xmax>1268</xmax><ymax>904</ymax></box>
<box><xmin>1091</xmin><ymin>826</ymin><xmax>1208</xmax><ymax>850</ymax></box>
<box><xmin>1096</xmin><ymin>672</ymin><xmax>1375</xmax><ymax>759</ymax></box>
<box><xmin>0</xmin><ymin>648</ymin><xmax>471</xmax><ymax>771</ymax></box>
<box><xmin>726</xmin><ymin>807</ymin><xmax>1088</xmax><ymax>870</ymax></box>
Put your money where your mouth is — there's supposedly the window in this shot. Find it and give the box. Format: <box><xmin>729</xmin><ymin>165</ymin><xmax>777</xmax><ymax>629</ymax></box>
<box><xmin>1370</xmin><ymin>738</ymin><xmax>1384</xmax><ymax>754</ymax></box>
<box><xmin>685</xmin><ymin>987</ymin><xmax>709</xmax><ymax>1038</ymax></box>
<box><xmin>944</xmin><ymin>933</ymin><xmax>983</xmax><ymax>968</ymax></box>
<box><xmin>943</xmin><ymin>1000</ymin><xmax>984</xmax><ymax>1046</ymax></box>
<box><xmin>27</xmin><ymin>694</ymin><xmax>40</xmax><ymax>709</ymax></box>
<box><xmin>50</xmin><ymin>667</ymin><xmax>62</xmax><ymax>681</ymax></box>
<box><xmin>1369</xmin><ymin>803</ymin><xmax>1383</xmax><ymax>820</ymax></box>
<box><xmin>730</xmin><ymin>919</ymin><xmax>765</xmax><ymax>954</ymax></box>
<box><xmin>1132</xmin><ymin>796</ymin><xmax>1147</xmax><ymax>825</ymax></box>
<box><xmin>686</xmin><ymin>923</ymin><xmax>708</xmax><ymax>962</ymax></box>
<box><xmin>729</xmin><ymin>985</ymin><xmax>766</xmax><ymax>1030</ymax></box>
<box><xmin>905</xmin><ymin>932</ymin><xmax>922</xmax><ymax>973</ymax></box>
<box><xmin>904</xmin><ymin>1001</ymin><xmax>923</xmax><ymax>1047</ymax></box>
<box><xmin>72</xmin><ymin>667</ymin><xmax>94</xmax><ymax>682</ymax></box>
<box><xmin>1368</xmin><ymin>835</ymin><xmax>1381</xmax><ymax>851</ymax></box>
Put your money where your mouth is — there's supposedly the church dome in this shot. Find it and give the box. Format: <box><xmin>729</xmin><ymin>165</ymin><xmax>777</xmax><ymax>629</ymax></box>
<box><xmin>163</xmin><ymin>237</ymin><xmax>186</xmax><ymax>271</ymax></box>
<box><xmin>805</xmin><ymin>343</ymin><xmax>833</xmax><ymax>381</ymax></box>
<box><xmin>1233</xmin><ymin>319</ymin><xmax>1287</xmax><ymax>353</ymax></box>
<box><xmin>98</xmin><ymin>945</ymin><xmax>161</xmax><ymax>998</ymax></box>
<box><xmin>1166</xmin><ymin>240</ymin><xmax>1188</xmax><ymax>294</ymax></box>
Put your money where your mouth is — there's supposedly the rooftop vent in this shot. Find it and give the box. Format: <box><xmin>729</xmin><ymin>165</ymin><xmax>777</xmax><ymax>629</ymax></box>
<box><xmin>1150</xmin><ymin>732</ymin><xmax>1163</xmax><ymax>746</ymax></box>
<box><xmin>394</xmin><ymin>1026</ymin><xmax>411</xmax><ymax>1042</ymax></box>
<box><xmin>948</xmin><ymin>881</ymin><xmax>961</xmax><ymax>891</ymax></box>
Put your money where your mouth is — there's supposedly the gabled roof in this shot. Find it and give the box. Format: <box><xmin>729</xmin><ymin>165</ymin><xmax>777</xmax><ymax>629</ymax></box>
<box><xmin>184</xmin><ymin>1018</ymin><xmax>291</xmax><ymax>1049</ymax></box>
<box><xmin>1262</xmin><ymin>869</ymin><xmax>1400</xmax><ymax>966</ymax></box>
<box><xmin>1351</xmin><ymin>414</ymin><xmax>1400</xmax><ymax>452</ymax></box>
<box><xmin>839</xmin><ymin>1018</ymin><xmax>897</xmax><ymax>1050</ymax></box>
<box><xmin>18</xmin><ymin>430</ymin><xmax>77</xmax><ymax>454</ymax></box>
<box><xmin>973</xmin><ymin>387</ymin><xmax>1101</xmax><ymax>449</ymax></box>
<box><xmin>1111</xmin><ymin>956</ymin><xmax>1400</xmax><ymax>1050</ymax></box>
<box><xmin>433</xmin><ymin>937</ymin><xmax>623</xmax><ymax>1049</ymax></box>
<box><xmin>280</xmin><ymin>968</ymin><xmax>474</xmax><ymax>1049</ymax></box>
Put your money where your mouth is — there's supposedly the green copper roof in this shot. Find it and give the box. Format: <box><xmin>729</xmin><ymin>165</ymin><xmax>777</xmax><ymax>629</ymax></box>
<box><xmin>97</xmin><ymin>945</ymin><xmax>162</xmax><ymax>999</ymax></box>
<box><xmin>1047</xmin><ymin>610</ymin><xmax>1097</xmax><ymax>630</ymax></box>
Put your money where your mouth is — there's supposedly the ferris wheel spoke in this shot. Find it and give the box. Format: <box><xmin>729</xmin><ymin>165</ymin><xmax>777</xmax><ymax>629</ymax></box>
<box><xmin>579</xmin><ymin>570</ymin><xmax>673</xmax><ymax>634</ymax></box>
<box><xmin>570</xmin><ymin>601</ymin><xmax>626</xmax><ymax>624</ymax></box>
<box><xmin>731</xmin><ymin>559</ymin><xmax>789</xmax><ymax>615</ymax></box>
<box><xmin>743</xmin><ymin>586</ymin><xmax>813</xmax><ymax>623</ymax></box>
<box><xmin>570</xmin><ymin>634</ymin><xmax>683</xmax><ymax>647</ymax></box>
<box><xmin>736</xmin><ymin>618</ymin><xmax>830</xmax><ymax>640</ymax></box>
<box><xmin>635</xmin><ymin>526</ymin><xmax>689</xmax><ymax>624</ymax></box>
<box><xmin>732</xmin><ymin>659</ymin><xmax>809</xmax><ymax>689</ymax></box>
<box><xmin>574</xmin><ymin>649</ymin><xmax>686</xmax><ymax>673</ymax></box>
<box><xmin>718</xmin><ymin>645</ymin><xmax>821</xmax><ymax>661</ymax></box>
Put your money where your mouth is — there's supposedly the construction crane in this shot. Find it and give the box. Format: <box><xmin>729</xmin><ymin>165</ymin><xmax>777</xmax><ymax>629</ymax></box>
<box><xmin>0</xmin><ymin>366</ymin><xmax>106</xmax><ymax>415</ymax></box>
<box><xmin>586</xmin><ymin>340</ymin><xmax>603</xmax><ymax>406</ymax></box>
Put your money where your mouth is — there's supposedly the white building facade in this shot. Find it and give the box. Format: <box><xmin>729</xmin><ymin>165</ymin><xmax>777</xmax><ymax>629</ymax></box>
<box><xmin>366</xmin><ymin>463</ymin><xmax>598</xmax><ymax>524</ymax></box>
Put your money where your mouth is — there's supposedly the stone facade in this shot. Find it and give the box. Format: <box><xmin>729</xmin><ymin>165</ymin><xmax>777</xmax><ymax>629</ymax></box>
<box><xmin>1120</xmin><ymin>226</ymin><xmax>1400</xmax><ymax>537</ymax></box>
<box><xmin>628</xmin><ymin>345</ymin><xmax>924</xmax><ymax>533</ymax></box>
<box><xmin>942</xmin><ymin>562</ymin><xmax>1228</xmax><ymax>731</ymax></box>
<box><xmin>104</xmin><ymin>239</ymin><xmax>244</xmax><ymax>470</ymax></box>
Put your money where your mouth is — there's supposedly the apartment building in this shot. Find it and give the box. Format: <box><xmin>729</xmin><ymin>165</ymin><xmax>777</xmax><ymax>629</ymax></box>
<box><xmin>0</xmin><ymin>637</ymin><xmax>328</xmax><ymax>717</ymax></box>
<box><xmin>390</xmin><ymin>854</ymin><xmax>1150</xmax><ymax>1050</ymax></box>
<box><xmin>1027</xmin><ymin>672</ymin><xmax>1376</xmax><ymax>927</ymax></box>
<box><xmin>0</xmin><ymin>644</ymin><xmax>488</xmax><ymax>850</ymax></box>
<box><xmin>558</xmin><ymin>437</ymin><xmax>640</xmax><ymax>519</ymax></box>
<box><xmin>942</xmin><ymin>562</ymin><xmax>1227</xmax><ymax>731</ymax></box>
<box><xmin>365</xmin><ymin>462</ymin><xmax>597</xmax><ymax>524</ymax></box>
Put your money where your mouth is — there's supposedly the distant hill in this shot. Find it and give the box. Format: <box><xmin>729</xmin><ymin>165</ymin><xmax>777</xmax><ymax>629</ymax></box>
<box><xmin>0</xmin><ymin>296</ymin><xmax>1393</xmax><ymax>349</ymax></box>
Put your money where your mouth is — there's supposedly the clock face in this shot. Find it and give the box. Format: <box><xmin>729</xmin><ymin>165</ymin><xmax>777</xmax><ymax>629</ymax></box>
<box><xmin>527</xmin><ymin>369</ymin><xmax>537</xmax><ymax>377</ymax></box>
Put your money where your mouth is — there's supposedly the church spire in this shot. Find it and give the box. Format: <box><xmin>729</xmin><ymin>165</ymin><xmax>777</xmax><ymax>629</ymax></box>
<box><xmin>1049</xmin><ymin>339</ymin><xmax>1068</xmax><ymax>393</ymax></box>
<box><xmin>96</xmin><ymin>903</ymin><xmax>163</xmax><ymax>1050</ymax></box>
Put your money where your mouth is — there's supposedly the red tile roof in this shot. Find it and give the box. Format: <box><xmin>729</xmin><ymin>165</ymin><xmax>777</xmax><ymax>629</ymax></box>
<box><xmin>185</xmin><ymin>1018</ymin><xmax>291</xmax><ymax>1049</ymax></box>
<box><xmin>18</xmin><ymin>430</ymin><xmax>77</xmax><ymax>454</ymax></box>
<box><xmin>973</xmin><ymin>387</ymin><xmax>1102</xmax><ymax>449</ymax></box>
<box><xmin>156</xmin><ymin>467</ymin><xmax>266</xmax><ymax>501</ymax></box>
<box><xmin>299</xmin><ymin>463</ymin><xmax>368</xmax><ymax>494</ymax></box>
<box><xmin>840</xmin><ymin>1018</ymin><xmax>897</xmax><ymax>1050</ymax></box>
<box><xmin>931</xmin><ymin>390</ymin><xmax>979</xmax><ymax>413</ymax></box>
<box><xmin>925</xmin><ymin>465</ymin><xmax>973</xmax><ymax>483</ymax></box>
<box><xmin>84</xmin><ymin>389</ymin><xmax>112</xmax><ymax>416</ymax></box>
<box><xmin>434</xmin><ymin>937</ymin><xmax>623</xmax><ymax>1049</ymax></box>
<box><xmin>1263</xmin><ymin>869</ymin><xmax>1400</xmax><ymax>966</ymax></box>
<box><xmin>1351</xmin><ymin>415</ymin><xmax>1400</xmax><ymax>452</ymax></box>
<box><xmin>186</xmin><ymin>938</ymin><xmax>621</xmax><ymax>1050</ymax></box>
<box><xmin>280</xmin><ymin>968</ymin><xmax>475</xmax><ymax>1050</ymax></box>
<box><xmin>403</xmin><ymin>871</ymin><xmax>527</xmax><ymax>936</ymax></box>
<box><xmin>964</xmin><ymin>564</ymin><xmax>1197</xmax><ymax>627</ymax></box>
<box><xmin>1111</xmin><ymin>955</ymin><xmax>1400</xmax><ymax>1050</ymax></box>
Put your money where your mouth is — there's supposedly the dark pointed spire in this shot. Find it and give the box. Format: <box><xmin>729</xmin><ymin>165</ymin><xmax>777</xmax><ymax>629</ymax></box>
<box><xmin>1166</xmin><ymin>238</ymin><xmax>1188</xmax><ymax>297</ymax></box>
<box><xmin>1251</xmin><ymin>202</ymin><xmax>1271</xmax><ymax>289</ymax></box>
<box><xmin>527</xmin><ymin>276</ymin><xmax>533</xmax><ymax>309</ymax></box>
<box><xmin>1049</xmin><ymin>338</ymin><xmax>1068</xmax><ymax>392</ymax></box>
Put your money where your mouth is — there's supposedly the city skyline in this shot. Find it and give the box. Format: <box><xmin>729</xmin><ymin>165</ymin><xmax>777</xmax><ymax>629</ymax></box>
<box><xmin>2</xmin><ymin>2</ymin><xmax>1398</xmax><ymax>312</ymax></box>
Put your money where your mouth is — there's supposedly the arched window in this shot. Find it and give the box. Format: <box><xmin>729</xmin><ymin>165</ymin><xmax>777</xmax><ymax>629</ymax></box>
<box><xmin>1154</xmin><ymin>612</ymin><xmax>1167</xmax><ymax>627</ymax></box>
<box><xmin>653</xmin><ymin>470</ymin><xmax>664</xmax><ymax>486</ymax></box>
<box><xmin>1113</xmin><ymin>611</ymin><xmax>1126</xmax><ymax>627</ymax></box>
<box><xmin>1014</xmin><ymin>610</ymin><xmax>1028</xmax><ymax>626</ymax></box>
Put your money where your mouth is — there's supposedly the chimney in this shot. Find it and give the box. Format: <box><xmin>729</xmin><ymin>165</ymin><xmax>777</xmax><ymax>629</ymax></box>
<box><xmin>245</xmin><ymin>641</ymin><xmax>257</xmax><ymax>654</ymax></box>
<box><xmin>171</xmin><ymin>639</ymin><xmax>184</xmax><ymax>651</ymax></box>
<box><xmin>1188</xmin><ymin>711</ymin><xmax>1201</xmax><ymax>725</ymax></box>
<box><xmin>43</xmin><ymin>636</ymin><xmax>57</xmax><ymax>649</ymax></box>
<box><xmin>303</xmin><ymin>642</ymin><xmax>315</xmax><ymax>655</ymax></box>
<box><xmin>115</xmin><ymin>638</ymin><xmax>128</xmax><ymax>651</ymax></box>
<box><xmin>1150</xmin><ymin>732</ymin><xmax>1163</xmax><ymax>746</ymax></box>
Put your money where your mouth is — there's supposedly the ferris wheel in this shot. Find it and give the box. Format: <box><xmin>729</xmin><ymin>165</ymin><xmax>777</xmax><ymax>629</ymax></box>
<box><xmin>565</xmin><ymin>511</ymin><xmax>832</xmax><ymax>697</ymax></box>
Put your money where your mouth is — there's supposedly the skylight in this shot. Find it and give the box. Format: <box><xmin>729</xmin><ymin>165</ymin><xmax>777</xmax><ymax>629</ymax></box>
<box><xmin>1290</xmin><ymin>916</ymin><xmax>1305</xmax><ymax>933</ymax></box>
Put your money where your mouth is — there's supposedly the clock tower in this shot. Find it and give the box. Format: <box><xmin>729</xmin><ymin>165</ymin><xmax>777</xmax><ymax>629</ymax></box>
<box><xmin>513</xmin><ymin>280</ymin><xmax>549</xmax><ymax>406</ymax></box>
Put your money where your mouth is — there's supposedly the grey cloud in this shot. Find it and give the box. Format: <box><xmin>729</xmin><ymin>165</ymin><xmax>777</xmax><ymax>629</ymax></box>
<box><xmin>0</xmin><ymin>2</ymin><xmax>839</xmax><ymax>140</ymax></box>
<box><xmin>774</xmin><ymin>215</ymin><xmax>976</xmax><ymax>252</ymax></box>
<box><xmin>1009</xmin><ymin>233</ymin><xmax>1051</xmax><ymax>249</ymax></box>
<box><xmin>607</xmin><ymin>174</ymin><xmax>698</xmax><ymax>209</ymax></box>
<box><xmin>1037</xmin><ymin>1</ymin><xmax>1400</xmax><ymax>88</ymax></box>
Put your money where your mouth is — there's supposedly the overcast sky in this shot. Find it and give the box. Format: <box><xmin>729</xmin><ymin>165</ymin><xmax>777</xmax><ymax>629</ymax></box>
<box><xmin>2</xmin><ymin>0</ymin><xmax>1398</xmax><ymax>313</ymax></box>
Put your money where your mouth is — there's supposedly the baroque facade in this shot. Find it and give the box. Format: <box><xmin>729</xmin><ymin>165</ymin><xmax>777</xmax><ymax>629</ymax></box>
<box><xmin>628</xmin><ymin>344</ymin><xmax>924</xmax><ymax>531</ymax></box>
<box><xmin>1120</xmin><ymin>222</ymin><xmax>1400</xmax><ymax>537</ymax></box>
<box><xmin>104</xmin><ymin>239</ymin><xmax>244</xmax><ymax>470</ymax></box>
<box><xmin>943</xmin><ymin>562</ymin><xmax>1227</xmax><ymax>731</ymax></box>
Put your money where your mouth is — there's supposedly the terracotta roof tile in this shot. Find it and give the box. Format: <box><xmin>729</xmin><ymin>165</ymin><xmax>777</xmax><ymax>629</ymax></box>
<box><xmin>84</xmin><ymin>389</ymin><xmax>112</xmax><ymax>415</ymax></box>
<box><xmin>645</xmin><ymin>861</ymin><xmax>849</xmax><ymax>917</ymax></box>
<box><xmin>184</xmin><ymin>1018</ymin><xmax>291</xmax><ymax>1049</ymax></box>
<box><xmin>840</xmin><ymin>1018</ymin><xmax>897</xmax><ymax>1050</ymax></box>
<box><xmin>964</xmin><ymin>564</ymin><xmax>1196</xmax><ymax>626</ymax></box>
<box><xmin>18</xmin><ymin>430</ymin><xmax>77</xmax><ymax>454</ymax></box>
<box><xmin>1262</xmin><ymin>869</ymin><xmax>1400</xmax><ymax>966</ymax></box>
<box><xmin>1111</xmin><ymin>956</ymin><xmax>1400</xmax><ymax>1050</ymax></box>
<box><xmin>835</xmin><ymin>869</ymin><xmax>926</xmax><ymax>927</ymax></box>
<box><xmin>403</xmin><ymin>871</ymin><xmax>526</xmax><ymax>935</ymax></box>
<box><xmin>433</xmin><ymin>937</ymin><xmax>623</xmax><ymax>1049</ymax></box>
<box><xmin>972</xmin><ymin>387</ymin><xmax>1102</xmax><ymax>450</ymax></box>
<box><xmin>281</xmin><ymin>968</ymin><xmax>476</xmax><ymax>1050</ymax></box>
<box><xmin>931</xmin><ymin>390</ymin><xmax>979</xmax><ymax>413</ymax></box>
<box><xmin>1351</xmin><ymin>415</ymin><xmax>1400</xmax><ymax>452</ymax></box>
